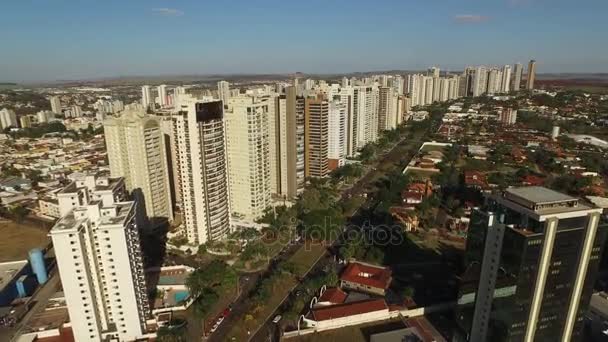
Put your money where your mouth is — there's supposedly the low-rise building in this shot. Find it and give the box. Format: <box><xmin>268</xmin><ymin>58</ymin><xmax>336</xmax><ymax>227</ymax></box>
<box><xmin>340</xmin><ymin>261</ymin><xmax>392</xmax><ymax>296</ymax></box>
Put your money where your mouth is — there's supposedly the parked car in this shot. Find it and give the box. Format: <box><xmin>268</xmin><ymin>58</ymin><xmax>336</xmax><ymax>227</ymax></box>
<box><xmin>272</xmin><ymin>315</ymin><xmax>282</xmax><ymax>324</ymax></box>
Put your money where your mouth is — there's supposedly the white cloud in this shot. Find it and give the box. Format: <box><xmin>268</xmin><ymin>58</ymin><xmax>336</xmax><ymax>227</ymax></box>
<box><xmin>453</xmin><ymin>14</ymin><xmax>490</xmax><ymax>23</ymax></box>
<box><xmin>152</xmin><ymin>8</ymin><xmax>184</xmax><ymax>17</ymax></box>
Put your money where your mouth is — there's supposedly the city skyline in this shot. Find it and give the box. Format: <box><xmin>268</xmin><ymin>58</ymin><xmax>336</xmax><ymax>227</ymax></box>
<box><xmin>2</xmin><ymin>0</ymin><xmax>608</xmax><ymax>82</ymax></box>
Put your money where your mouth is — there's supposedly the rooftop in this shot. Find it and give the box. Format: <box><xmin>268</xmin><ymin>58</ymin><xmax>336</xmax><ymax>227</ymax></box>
<box><xmin>505</xmin><ymin>186</ymin><xmax>575</xmax><ymax>205</ymax></box>
<box><xmin>318</xmin><ymin>288</ymin><xmax>348</xmax><ymax>304</ymax></box>
<box><xmin>310</xmin><ymin>299</ymin><xmax>388</xmax><ymax>321</ymax></box>
<box><xmin>590</xmin><ymin>292</ymin><xmax>608</xmax><ymax>319</ymax></box>
<box><xmin>0</xmin><ymin>260</ymin><xmax>28</xmax><ymax>291</ymax></box>
<box><xmin>340</xmin><ymin>262</ymin><xmax>392</xmax><ymax>290</ymax></box>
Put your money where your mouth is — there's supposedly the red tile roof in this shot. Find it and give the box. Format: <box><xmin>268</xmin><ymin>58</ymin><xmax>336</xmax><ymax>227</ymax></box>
<box><xmin>464</xmin><ymin>171</ymin><xmax>488</xmax><ymax>188</ymax></box>
<box><xmin>311</xmin><ymin>299</ymin><xmax>388</xmax><ymax>321</ymax></box>
<box><xmin>318</xmin><ymin>287</ymin><xmax>347</xmax><ymax>304</ymax></box>
<box><xmin>340</xmin><ymin>262</ymin><xmax>392</xmax><ymax>290</ymax></box>
<box><xmin>522</xmin><ymin>175</ymin><xmax>544</xmax><ymax>186</ymax></box>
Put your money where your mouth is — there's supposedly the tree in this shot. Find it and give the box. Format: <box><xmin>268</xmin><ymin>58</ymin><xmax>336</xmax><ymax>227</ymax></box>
<box><xmin>186</xmin><ymin>260</ymin><xmax>237</xmax><ymax>296</ymax></box>
<box><xmin>359</xmin><ymin>144</ymin><xmax>377</xmax><ymax>163</ymax></box>
<box><xmin>365</xmin><ymin>246</ymin><xmax>385</xmax><ymax>264</ymax></box>
<box><xmin>401</xmin><ymin>286</ymin><xmax>415</xmax><ymax>298</ymax></box>
<box><xmin>192</xmin><ymin>288</ymin><xmax>219</xmax><ymax>316</ymax></box>
<box><xmin>157</xmin><ymin>325</ymin><xmax>187</xmax><ymax>342</ymax></box>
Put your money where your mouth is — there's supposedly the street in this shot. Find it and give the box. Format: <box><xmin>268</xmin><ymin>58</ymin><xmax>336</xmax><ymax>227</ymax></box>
<box><xmin>248</xmin><ymin>132</ymin><xmax>427</xmax><ymax>342</ymax></box>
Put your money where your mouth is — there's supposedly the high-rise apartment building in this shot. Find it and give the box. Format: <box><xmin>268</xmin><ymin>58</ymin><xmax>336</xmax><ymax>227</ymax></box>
<box><xmin>19</xmin><ymin>115</ymin><xmax>32</xmax><ymax>128</ymax></box>
<box><xmin>157</xmin><ymin>84</ymin><xmax>167</xmax><ymax>107</ymax></box>
<box><xmin>103</xmin><ymin>109</ymin><xmax>173</xmax><ymax>223</ymax></box>
<box><xmin>428</xmin><ymin>66</ymin><xmax>440</xmax><ymax>78</ymax></box>
<box><xmin>513</xmin><ymin>63</ymin><xmax>524</xmax><ymax>91</ymax></box>
<box><xmin>270</xmin><ymin>86</ymin><xmax>305</xmax><ymax>199</ymax></box>
<box><xmin>217</xmin><ymin>81</ymin><xmax>230</xmax><ymax>106</ymax></box>
<box><xmin>49</xmin><ymin>174</ymin><xmax>149</xmax><ymax>342</ymax></box>
<box><xmin>455</xmin><ymin>187</ymin><xmax>606</xmax><ymax>342</ymax></box>
<box><xmin>0</xmin><ymin>108</ymin><xmax>17</xmax><ymax>129</ymax></box>
<box><xmin>225</xmin><ymin>96</ymin><xmax>272</xmax><ymax>221</ymax></box>
<box><xmin>377</xmin><ymin>87</ymin><xmax>392</xmax><ymax>131</ymax></box>
<box><xmin>472</xmin><ymin>67</ymin><xmax>488</xmax><ymax>97</ymax></box>
<box><xmin>172</xmin><ymin>96</ymin><xmax>230</xmax><ymax>244</ymax></box>
<box><xmin>352</xmin><ymin>85</ymin><xmax>378</xmax><ymax>151</ymax></box>
<box><xmin>327</xmin><ymin>98</ymin><xmax>347</xmax><ymax>170</ymax></box>
<box><xmin>305</xmin><ymin>95</ymin><xmax>330</xmax><ymax>178</ymax></box>
<box><xmin>526</xmin><ymin>60</ymin><xmax>537</xmax><ymax>90</ymax></box>
<box><xmin>50</xmin><ymin>96</ymin><xmax>62</xmax><ymax>114</ymax></box>
<box><xmin>487</xmin><ymin>69</ymin><xmax>500</xmax><ymax>95</ymax></box>
<box><xmin>501</xmin><ymin>65</ymin><xmax>512</xmax><ymax>93</ymax></box>
<box><xmin>424</xmin><ymin>76</ymin><xmax>434</xmax><ymax>105</ymax></box>
<box><xmin>141</xmin><ymin>85</ymin><xmax>153</xmax><ymax>110</ymax></box>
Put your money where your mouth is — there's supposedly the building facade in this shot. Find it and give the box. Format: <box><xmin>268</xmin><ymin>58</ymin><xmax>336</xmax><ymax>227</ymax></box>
<box><xmin>172</xmin><ymin>96</ymin><xmax>231</xmax><ymax>244</ymax></box>
<box><xmin>103</xmin><ymin>109</ymin><xmax>174</xmax><ymax>223</ymax></box>
<box><xmin>455</xmin><ymin>187</ymin><xmax>607</xmax><ymax>342</ymax></box>
<box><xmin>49</xmin><ymin>174</ymin><xmax>149</xmax><ymax>342</ymax></box>
<box><xmin>305</xmin><ymin>95</ymin><xmax>330</xmax><ymax>178</ymax></box>
<box><xmin>225</xmin><ymin>96</ymin><xmax>272</xmax><ymax>221</ymax></box>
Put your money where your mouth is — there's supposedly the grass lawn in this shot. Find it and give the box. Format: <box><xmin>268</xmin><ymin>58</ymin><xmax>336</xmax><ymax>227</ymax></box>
<box><xmin>225</xmin><ymin>242</ymin><xmax>327</xmax><ymax>340</ymax></box>
<box><xmin>288</xmin><ymin>243</ymin><xmax>327</xmax><ymax>277</ymax></box>
<box><xmin>0</xmin><ymin>220</ymin><xmax>49</xmax><ymax>262</ymax></box>
<box><xmin>226</xmin><ymin>275</ymin><xmax>297</xmax><ymax>341</ymax></box>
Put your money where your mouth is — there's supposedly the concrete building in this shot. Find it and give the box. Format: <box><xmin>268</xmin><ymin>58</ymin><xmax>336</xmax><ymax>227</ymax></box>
<box><xmin>141</xmin><ymin>85</ymin><xmax>153</xmax><ymax>110</ymax></box>
<box><xmin>49</xmin><ymin>174</ymin><xmax>149</xmax><ymax>342</ymax></box>
<box><xmin>327</xmin><ymin>99</ymin><xmax>347</xmax><ymax>170</ymax></box>
<box><xmin>157</xmin><ymin>84</ymin><xmax>167</xmax><ymax>107</ymax></box>
<box><xmin>501</xmin><ymin>65</ymin><xmax>512</xmax><ymax>93</ymax></box>
<box><xmin>172</xmin><ymin>96</ymin><xmax>230</xmax><ymax>244</ymax></box>
<box><xmin>36</xmin><ymin>110</ymin><xmax>54</xmax><ymax>124</ymax></box>
<box><xmin>305</xmin><ymin>95</ymin><xmax>330</xmax><ymax>178</ymax></box>
<box><xmin>0</xmin><ymin>108</ymin><xmax>17</xmax><ymax>129</ymax></box>
<box><xmin>19</xmin><ymin>115</ymin><xmax>32</xmax><ymax>128</ymax></box>
<box><xmin>513</xmin><ymin>63</ymin><xmax>524</xmax><ymax>91</ymax></box>
<box><xmin>526</xmin><ymin>60</ymin><xmax>537</xmax><ymax>90</ymax></box>
<box><xmin>225</xmin><ymin>96</ymin><xmax>272</xmax><ymax>222</ymax></box>
<box><xmin>424</xmin><ymin>76</ymin><xmax>434</xmax><ymax>105</ymax></box>
<box><xmin>428</xmin><ymin>66</ymin><xmax>440</xmax><ymax>78</ymax></box>
<box><xmin>498</xmin><ymin>108</ymin><xmax>518</xmax><ymax>125</ymax></box>
<box><xmin>455</xmin><ymin>187</ymin><xmax>606</xmax><ymax>342</ymax></box>
<box><xmin>377</xmin><ymin>87</ymin><xmax>393</xmax><ymax>131</ymax></box>
<box><xmin>472</xmin><ymin>67</ymin><xmax>488</xmax><ymax>97</ymax></box>
<box><xmin>217</xmin><ymin>81</ymin><xmax>230</xmax><ymax>106</ymax></box>
<box><xmin>103</xmin><ymin>109</ymin><xmax>174</xmax><ymax>223</ymax></box>
<box><xmin>270</xmin><ymin>86</ymin><xmax>305</xmax><ymax>199</ymax></box>
<box><xmin>50</xmin><ymin>96</ymin><xmax>62</xmax><ymax>114</ymax></box>
<box><xmin>487</xmin><ymin>69</ymin><xmax>499</xmax><ymax>95</ymax></box>
<box><xmin>352</xmin><ymin>85</ymin><xmax>378</xmax><ymax>151</ymax></box>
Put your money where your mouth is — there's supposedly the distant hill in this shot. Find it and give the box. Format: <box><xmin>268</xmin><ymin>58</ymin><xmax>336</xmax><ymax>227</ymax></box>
<box><xmin>0</xmin><ymin>82</ymin><xmax>18</xmax><ymax>89</ymax></box>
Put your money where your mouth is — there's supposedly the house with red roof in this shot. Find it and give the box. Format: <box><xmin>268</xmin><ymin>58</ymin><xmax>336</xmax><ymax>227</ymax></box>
<box><xmin>340</xmin><ymin>261</ymin><xmax>392</xmax><ymax>296</ymax></box>
<box><xmin>464</xmin><ymin>171</ymin><xmax>489</xmax><ymax>190</ymax></box>
<box><xmin>401</xmin><ymin>181</ymin><xmax>433</xmax><ymax>208</ymax></box>
<box><xmin>522</xmin><ymin>175</ymin><xmax>544</xmax><ymax>186</ymax></box>
<box><xmin>303</xmin><ymin>299</ymin><xmax>390</xmax><ymax>330</ymax></box>
<box><xmin>316</xmin><ymin>287</ymin><xmax>348</xmax><ymax>306</ymax></box>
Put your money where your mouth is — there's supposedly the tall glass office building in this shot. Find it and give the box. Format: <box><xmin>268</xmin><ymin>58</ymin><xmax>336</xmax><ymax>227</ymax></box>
<box><xmin>455</xmin><ymin>187</ymin><xmax>607</xmax><ymax>342</ymax></box>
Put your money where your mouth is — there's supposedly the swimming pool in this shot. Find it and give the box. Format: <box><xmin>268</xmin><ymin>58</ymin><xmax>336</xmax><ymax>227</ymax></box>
<box><xmin>174</xmin><ymin>290</ymin><xmax>190</xmax><ymax>303</ymax></box>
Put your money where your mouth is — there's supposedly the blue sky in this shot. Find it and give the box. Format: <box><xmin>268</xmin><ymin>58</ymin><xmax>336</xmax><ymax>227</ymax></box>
<box><xmin>1</xmin><ymin>0</ymin><xmax>607</xmax><ymax>82</ymax></box>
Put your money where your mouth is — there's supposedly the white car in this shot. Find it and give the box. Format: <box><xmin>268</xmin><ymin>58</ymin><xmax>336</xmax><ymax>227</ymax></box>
<box><xmin>272</xmin><ymin>315</ymin><xmax>282</xmax><ymax>324</ymax></box>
